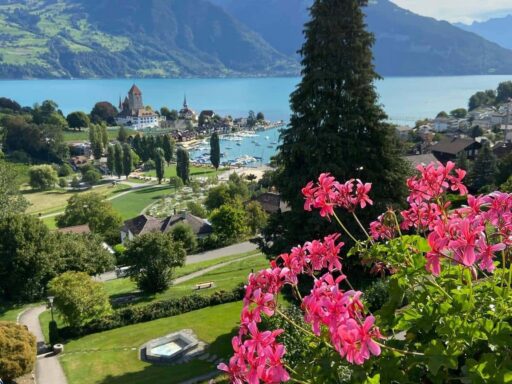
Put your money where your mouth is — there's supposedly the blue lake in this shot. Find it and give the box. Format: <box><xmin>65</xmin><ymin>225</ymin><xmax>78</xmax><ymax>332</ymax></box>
<box><xmin>1</xmin><ymin>75</ymin><xmax>512</xmax><ymax>165</ymax></box>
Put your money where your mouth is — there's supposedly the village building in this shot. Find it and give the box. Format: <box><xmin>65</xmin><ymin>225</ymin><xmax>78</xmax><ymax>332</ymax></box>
<box><xmin>116</xmin><ymin>85</ymin><xmax>161</xmax><ymax>130</ymax></box>
<box><xmin>120</xmin><ymin>213</ymin><xmax>212</xmax><ymax>244</ymax></box>
<box><xmin>178</xmin><ymin>96</ymin><xmax>197</xmax><ymax>121</ymax></box>
<box><xmin>403</xmin><ymin>153</ymin><xmax>438</xmax><ymax>168</ymax></box>
<box><xmin>431</xmin><ymin>137</ymin><xmax>482</xmax><ymax>163</ymax></box>
<box><xmin>253</xmin><ymin>192</ymin><xmax>291</xmax><ymax>214</ymax></box>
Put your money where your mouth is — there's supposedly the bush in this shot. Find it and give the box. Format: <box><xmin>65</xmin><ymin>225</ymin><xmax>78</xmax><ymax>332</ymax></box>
<box><xmin>0</xmin><ymin>322</ymin><xmax>36</xmax><ymax>382</ymax></box>
<box><xmin>170</xmin><ymin>223</ymin><xmax>197</xmax><ymax>252</ymax></box>
<box><xmin>362</xmin><ymin>278</ymin><xmax>389</xmax><ymax>312</ymax></box>
<box><xmin>82</xmin><ymin>169</ymin><xmax>102</xmax><ymax>185</ymax></box>
<box><xmin>187</xmin><ymin>201</ymin><xmax>207</xmax><ymax>218</ymax></box>
<box><xmin>58</xmin><ymin>177</ymin><xmax>67</xmax><ymax>188</ymax></box>
<box><xmin>58</xmin><ymin>284</ymin><xmax>245</xmax><ymax>339</ymax></box>
<box><xmin>49</xmin><ymin>320</ymin><xmax>59</xmax><ymax>345</ymax></box>
<box><xmin>58</xmin><ymin>163</ymin><xmax>73</xmax><ymax>177</ymax></box>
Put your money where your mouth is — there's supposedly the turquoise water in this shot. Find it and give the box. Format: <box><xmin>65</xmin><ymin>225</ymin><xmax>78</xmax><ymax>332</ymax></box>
<box><xmin>1</xmin><ymin>75</ymin><xmax>512</xmax><ymax>125</ymax></box>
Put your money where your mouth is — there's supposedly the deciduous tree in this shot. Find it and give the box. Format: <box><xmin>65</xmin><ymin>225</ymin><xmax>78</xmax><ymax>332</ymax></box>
<box><xmin>210</xmin><ymin>203</ymin><xmax>249</xmax><ymax>244</ymax></box>
<box><xmin>66</xmin><ymin>111</ymin><xmax>90</xmax><ymax>131</ymax></box>
<box><xmin>0</xmin><ymin>161</ymin><xmax>28</xmax><ymax>218</ymax></box>
<box><xmin>176</xmin><ymin>147</ymin><xmax>190</xmax><ymax>184</ymax></box>
<box><xmin>122</xmin><ymin>143</ymin><xmax>133</xmax><ymax>178</ymax></box>
<box><xmin>29</xmin><ymin>164</ymin><xmax>58</xmax><ymax>190</ymax></box>
<box><xmin>162</xmin><ymin>134</ymin><xmax>174</xmax><ymax>165</ymax></box>
<box><xmin>154</xmin><ymin>148</ymin><xmax>165</xmax><ymax>184</ymax></box>
<box><xmin>170</xmin><ymin>223</ymin><xmax>197</xmax><ymax>252</ymax></box>
<box><xmin>114</xmin><ymin>143</ymin><xmax>123</xmax><ymax>178</ymax></box>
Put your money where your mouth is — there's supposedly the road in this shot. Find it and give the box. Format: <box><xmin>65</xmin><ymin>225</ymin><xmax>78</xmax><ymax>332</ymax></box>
<box><xmin>19</xmin><ymin>306</ymin><xmax>68</xmax><ymax>384</ymax></box>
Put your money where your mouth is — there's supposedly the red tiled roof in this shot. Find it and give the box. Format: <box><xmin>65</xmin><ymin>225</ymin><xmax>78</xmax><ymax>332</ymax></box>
<box><xmin>129</xmin><ymin>84</ymin><xmax>141</xmax><ymax>95</ymax></box>
<box><xmin>56</xmin><ymin>224</ymin><xmax>91</xmax><ymax>234</ymax></box>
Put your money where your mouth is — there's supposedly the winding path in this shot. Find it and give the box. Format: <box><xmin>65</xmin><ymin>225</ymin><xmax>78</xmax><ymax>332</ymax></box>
<box><xmin>19</xmin><ymin>306</ymin><xmax>68</xmax><ymax>384</ymax></box>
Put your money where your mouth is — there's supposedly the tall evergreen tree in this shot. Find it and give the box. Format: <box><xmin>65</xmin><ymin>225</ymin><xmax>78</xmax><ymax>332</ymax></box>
<box><xmin>100</xmin><ymin>123</ymin><xmax>109</xmax><ymax>148</ymax></box>
<box><xmin>89</xmin><ymin>125</ymin><xmax>103</xmax><ymax>160</ymax></box>
<box><xmin>140</xmin><ymin>136</ymin><xmax>149</xmax><ymax>162</ymax></box>
<box><xmin>469</xmin><ymin>143</ymin><xmax>498</xmax><ymax>192</ymax></box>
<box><xmin>176</xmin><ymin>147</ymin><xmax>190</xmax><ymax>184</ymax></box>
<box><xmin>269</xmin><ymin>0</ymin><xmax>408</xmax><ymax>253</ymax></box>
<box><xmin>122</xmin><ymin>143</ymin><xmax>133</xmax><ymax>179</ymax></box>
<box><xmin>114</xmin><ymin>143</ymin><xmax>123</xmax><ymax>178</ymax></box>
<box><xmin>162</xmin><ymin>135</ymin><xmax>174</xmax><ymax>165</ymax></box>
<box><xmin>133</xmin><ymin>133</ymin><xmax>142</xmax><ymax>158</ymax></box>
<box><xmin>210</xmin><ymin>132</ymin><xmax>221</xmax><ymax>170</ymax></box>
<box><xmin>118</xmin><ymin>126</ymin><xmax>128</xmax><ymax>143</ymax></box>
<box><xmin>154</xmin><ymin>148</ymin><xmax>165</xmax><ymax>184</ymax></box>
<box><xmin>106</xmin><ymin>145</ymin><xmax>115</xmax><ymax>176</ymax></box>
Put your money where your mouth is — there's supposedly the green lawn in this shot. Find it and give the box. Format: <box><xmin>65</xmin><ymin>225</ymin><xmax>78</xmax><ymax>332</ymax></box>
<box><xmin>143</xmin><ymin>164</ymin><xmax>223</xmax><ymax>179</ymax></box>
<box><xmin>110</xmin><ymin>185</ymin><xmax>174</xmax><ymax>220</ymax></box>
<box><xmin>104</xmin><ymin>250</ymin><xmax>262</xmax><ymax>298</ymax></box>
<box><xmin>106</xmin><ymin>253</ymin><xmax>267</xmax><ymax>307</ymax></box>
<box><xmin>58</xmin><ymin>301</ymin><xmax>242</xmax><ymax>384</ymax></box>
<box><xmin>25</xmin><ymin>184</ymin><xmax>131</xmax><ymax>216</ymax></box>
<box><xmin>0</xmin><ymin>301</ymin><xmax>34</xmax><ymax>322</ymax></box>
<box><xmin>63</xmin><ymin>127</ymin><xmax>136</xmax><ymax>143</ymax></box>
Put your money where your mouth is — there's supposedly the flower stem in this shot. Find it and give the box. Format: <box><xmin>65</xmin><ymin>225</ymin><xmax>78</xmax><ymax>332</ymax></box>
<box><xmin>377</xmin><ymin>342</ymin><xmax>424</xmax><ymax>356</ymax></box>
<box><xmin>275</xmin><ymin>308</ymin><xmax>316</xmax><ymax>339</ymax></box>
<box><xmin>332</xmin><ymin>212</ymin><xmax>358</xmax><ymax>243</ymax></box>
<box><xmin>352</xmin><ymin>211</ymin><xmax>374</xmax><ymax>244</ymax></box>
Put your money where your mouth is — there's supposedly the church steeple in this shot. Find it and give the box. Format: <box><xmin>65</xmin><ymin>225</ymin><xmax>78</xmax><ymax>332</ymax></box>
<box><xmin>183</xmin><ymin>94</ymin><xmax>188</xmax><ymax>109</ymax></box>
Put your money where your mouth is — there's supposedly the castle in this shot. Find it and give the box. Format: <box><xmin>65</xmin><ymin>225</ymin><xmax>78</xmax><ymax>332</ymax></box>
<box><xmin>116</xmin><ymin>84</ymin><xmax>161</xmax><ymax>130</ymax></box>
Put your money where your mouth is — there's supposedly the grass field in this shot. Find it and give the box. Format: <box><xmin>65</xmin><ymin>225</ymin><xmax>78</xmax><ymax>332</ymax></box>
<box><xmin>57</xmin><ymin>301</ymin><xmax>242</xmax><ymax>384</ymax></box>
<box><xmin>104</xmin><ymin>250</ymin><xmax>262</xmax><ymax>298</ymax></box>
<box><xmin>0</xmin><ymin>301</ymin><xmax>34</xmax><ymax>322</ymax></box>
<box><xmin>63</xmin><ymin>127</ymin><xmax>136</xmax><ymax>143</ymax></box>
<box><xmin>24</xmin><ymin>184</ymin><xmax>131</xmax><ymax>216</ymax></box>
<box><xmin>110</xmin><ymin>184</ymin><xmax>174</xmax><ymax>220</ymax></box>
<box><xmin>143</xmin><ymin>165</ymin><xmax>223</xmax><ymax>179</ymax></box>
<box><xmin>104</xmin><ymin>253</ymin><xmax>267</xmax><ymax>306</ymax></box>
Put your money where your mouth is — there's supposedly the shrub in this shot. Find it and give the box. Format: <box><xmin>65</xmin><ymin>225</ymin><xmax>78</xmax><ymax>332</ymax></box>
<box><xmin>58</xmin><ymin>163</ymin><xmax>73</xmax><ymax>177</ymax></box>
<box><xmin>58</xmin><ymin>177</ymin><xmax>67</xmax><ymax>188</ymax></box>
<box><xmin>28</xmin><ymin>164</ymin><xmax>58</xmax><ymax>190</ymax></box>
<box><xmin>170</xmin><ymin>223</ymin><xmax>197</xmax><ymax>252</ymax></box>
<box><xmin>82</xmin><ymin>169</ymin><xmax>101</xmax><ymax>185</ymax></box>
<box><xmin>0</xmin><ymin>322</ymin><xmax>36</xmax><ymax>382</ymax></box>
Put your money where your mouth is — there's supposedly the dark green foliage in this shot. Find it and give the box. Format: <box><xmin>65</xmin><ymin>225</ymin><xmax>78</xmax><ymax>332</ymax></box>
<box><xmin>58</xmin><ymin>163</ymin><xmax>73</xmax><ymax>177</ymax></box>
<box><xmin>82</xmin><ymin>169</ymin><xmax>101</xmax><ymax>185</ymax></box>
<box><xmin>162</xmin><ymin>134</ymin><xmax>174</xmax><ymax>164</ymax></box>
<box><xmin>122</xmin><ymin>143</ymin><xmax>133</xmax><ymax>178</ymax></box>
<box><xmin>469</xmin><ymin>89</ymin><xmax>496</xmax><ymax>110</ymax></box>
<box><xmin>154</xmin><ymin>148</ymin><xmax>165</xmax><ymax>184</ymax></box>
<box><xmin>469</xmin><ymin>142</ymin><xmax>498</xmax><ymax>192</ymax></box>
<box><xmin>106</xmin><ymin>145</ymin><xmax>115</xmax><ymax>175</ymax></box>
<box><xmin>256</xmin><ymin>111</ymin><xmax>265</xmax><ymax>121</ymax></box>
<box><xmin>0</xmin><ymin>97</ymin><xmax>21</xmax><ymax>112</ymax></box>
<box><xmin>449</xmin><ymin>108</ymin><xmax>467</xmax><ymax>118</ymax></box>
<box><xmin>456</xmin><ymin>150</ymin><xmax>470</xmax><ymax>172</ymax></box>
<box><xmin>89</xmin><ymin>125</ymin><xmax>104</xmax><ymax>159</ymax></box>
<box><xmin>124</xmin><ymin>232</ymin><xmax>186</xmax><ymax>294</ymax></box>
<box><xmin>176</xmin><ymin>147</ymin><xmax>190</xmax><ymax>184</ymax></box>
<box><xmin>49</xmin><ymin>320</ymin><xmax>59</xmax><ymax>345</ymax></box>
<box><xmin>28</xmin><ymin>164</ymin><xmax>58</xmax><ymax>190</ymax></box>
<box><xmin>272</xmin><ymin>0</ymin><xmax>408</xmax><ymax>254</ymax></box>
<box><xmin>117</xmin><ymin>126</ymin><xmax>128</xmax><ymax>143</ymax></box>
<box><xmin>210</xmin><ymin>202</ymin><xmax>249</xmax><ymax>244</ymax></box>
<box><xmin>57</xmin><ymin>285</ymin><xmax>245</xmax><ymax>339</ymax></box>
<box><xmin>497</xmin><ymin>152</ymin><xmax>512</xmax><ymax>185</ymax></box>
<box><xmin>114</xmin><ymin>143</ymin><xmax>123</xmax><ymax>178</ymax></box>
<box><xmin>90</xmin><ymin>102</ymin><xmax>117</xmax><ymax>125</ymax></box>
<box><xmin>170</xmin><ymin>223</ymin><xmax>197</xmax><ymax>252</ymax></box>
<box><xmin>56</xmin><ymin>193</ymin><xmax>123</xmax><ymax>243</ymax></box>
<box><xmin>0</xmin><ymin>161</ymin><xmax>28</xmax><ymax>218</ymax></box>
<box><xmin>247</xmin><ymin>110</ymin><xmax>256</xmax><ymax>127</ymax></box>
<box><xmin>0</xmin><ymin>322</ymin><xmax>36</xmax><ymax>382</ymax></box>
<box><xmin>0</xmin><ymin>215</ymin><xmax>56</xmax><ymax>301</ymax></box>
<box><xmin>66</xmin><ymin>111</ymin><xmax>89</xmax><ymax>130</ymax></box>
<box><xmin>58</xmin><ymin>177</ymin><xmax>67</xmax><ymax>188</ymax></box>
<box><xmin>436</xmin><ymin>111</ymin><xmax>449</xmax><ymax>118</ymax></box>
<box><xmin>363</xmin><ymin>278</ymin><xmax>389</xmax><ymax>312</ymax></box>
<box><xmin>210</xmin><ymin>132</ymin><xmax>221</xmax><ymax>170</ymax></box>
<box><xmin>470</xmin><ymin>125</ymin><xmax>484</xmax><ymax>138</ymax></box>
<box><xmin>187</xmin><ymin>201</ymin><xmax>207</xmax><ymax>218</ymax></box>
<box><xmin>245</xmin><ymin>201</ymin><xmax>268</xmax><ymax>235</ymax></box>
<box><xmin>100</xmin><ymin>124</ymin><xmax>109</xmax><ymax>148</ymax></box>
<box><xmin>496</xmin><ymin>81</ymin><xmax>512</xmax><ymax>103</ymax></box>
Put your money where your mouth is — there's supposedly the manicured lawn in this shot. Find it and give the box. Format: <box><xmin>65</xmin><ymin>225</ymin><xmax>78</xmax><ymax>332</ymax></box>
<box><xmin>58</xmin><ymin>301</ymin><xmax>243</xmax><ymax>384</ymax></box>
<box><xmin>105</xmin><ymin>253</ymin><xmax>267</xmax><ymax>306</ymax></box>
<box><xmin>143</xmin><ymin>164</ymin><xmax>223</xmax><ymax>179</ymax></box>
<box><xmin>104</xmin><ymin>250</ymin><xmax>262</xmax><ymax>298</ymax></box>
<box><xmin>25</xmin><ymin>184</ymin><xmax>131</xmax><ymax>216</ymax></box>
<box><xmin>0</xmin><ymin>301</ymin><xmax>34</xmax><ymax>322</ymax></box>
<box><xmin>110</xmin><ymin>185</ymin><xmax>174</xmax><ymax>220</ymax></box>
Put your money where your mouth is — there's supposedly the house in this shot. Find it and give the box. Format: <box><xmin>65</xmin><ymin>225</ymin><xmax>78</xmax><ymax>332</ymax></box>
<box><xmin>68</xmin><ymin>142</ymin><xmax>91</xmax><ymax>157</ymax></box>
<box><xmin>395</xmin><ymin>125</ymin><xmax>413</xmax><ymax>140</ymax></box>
<box><xmin>431</xmin><ymin>137</ymin><xmax>482</xmax><ymax>163</ymax></box>
<box><xmin>253</xmin><ymin>192</ymin><xmax>291</xmax><ymax>214</ymax></box>
<box><xmin>433</xmin><ymin>117</ymin><xmax>451</xmax><ymax>132</ymax></box>
<box><xmin>116</xmin><ymin>85</ymin><xmax>162</xmax><ymax>130</ymax></box>
<box><xmin>120</xmin><ymin>213</ymin><xmax>212</xmax><ymax>243</ymax></box>
<box><xmin>403</xmin><ymin>154</ymin><xmax>438</xmax><ymax>169</ymax></box>
<box><xmin>492</xmin><ymin>141</ymin><xmax>512</xmax><ymax>159</ymax></box>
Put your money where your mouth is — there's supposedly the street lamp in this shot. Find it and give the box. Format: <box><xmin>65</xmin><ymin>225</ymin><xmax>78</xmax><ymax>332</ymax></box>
<box><xmin>47</xmin><ymin>296</ymin><xmax>55</xmax><ymax>322</ymax></box>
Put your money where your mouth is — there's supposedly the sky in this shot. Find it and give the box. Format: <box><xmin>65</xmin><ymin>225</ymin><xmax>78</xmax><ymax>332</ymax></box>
<box><xmin>391</xmin><ymin>0</ymin><xmax>512</xmax><ymax>24</ymax></box>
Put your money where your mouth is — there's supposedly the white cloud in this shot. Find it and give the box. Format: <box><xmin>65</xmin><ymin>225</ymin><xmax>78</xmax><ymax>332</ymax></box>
<box><xmin>390</xmin><ymin>0</ymin><xmax>512</xmax><ymax>23</ymax></box>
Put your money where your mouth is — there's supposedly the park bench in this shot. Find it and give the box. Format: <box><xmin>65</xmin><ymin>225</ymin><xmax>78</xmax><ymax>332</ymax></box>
<box><xmin>195</xmin><ymin>282</ymin><xmax>214</xmax><ymax>290</ymax></box>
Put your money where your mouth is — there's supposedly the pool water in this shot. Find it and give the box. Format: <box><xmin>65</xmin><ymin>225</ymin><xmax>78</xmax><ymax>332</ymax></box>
<box><xmin>150</xmin><ymin>340</ymin><xmax>186</xmax><ymax>357</ymax></box>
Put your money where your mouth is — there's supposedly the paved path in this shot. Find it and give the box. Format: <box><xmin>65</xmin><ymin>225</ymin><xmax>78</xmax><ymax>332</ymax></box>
<box><xmin>19</xmin><ymin>306</ymin><xmax>68</xmax><ymax>384</ymax></box>
<box><xmin>96</xmin><ymin>241</ymin><xmax>259</xmax><ymax>282</ymax></box>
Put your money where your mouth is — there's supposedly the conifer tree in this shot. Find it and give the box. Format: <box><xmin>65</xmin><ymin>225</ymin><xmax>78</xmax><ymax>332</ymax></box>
<box><xmin>133</xmin><ymin>133</ymin><xmax>142</xmax><ymax>158</ymax></box>
<box><xmin>176</xmin><ymin>147</ymin><xmax>190</xmax><ymax>184</ymax></box>
<box><xmin>154</xmin><ymin>148</ymin><xmax>165</xmax><ymax>184</ymax></box>
<box><xmin>118</xmin><ymin>126</ymin><xmax>128</xmax><ymax>143</ymax></box>
<box><xmin>210</xmin><ymin>132</ymin><xmax>221</xmax><ymax>170</ymax></box>
<box><xmin>122</xmin><ymin>143</ymin><xmax>133</xmax><ymax>179</ymax></box>
<box><xmin>162</xmin><ymin>135</ymin><xmax>174</xmax><ymax>165</ymax></box>
<box><xmin>269</xmin><ymin>0</ymin><xmax>408</xmax><ymax>252</ymax></box>
<box><xmin>100</xmin><ymin>123</ymin><xmax>108</xmax><ymax>148</ymax></box>
<box><xmin>469</xmin><ymin>143</ymin><xmax>498</xmax><ymax>192</ymax></box>
<box><xmin>114</xmin><ymin>143</ymin><xmax>123</xmax><ymax>178</ymax></box>
<box><xmin>89</xmin><ymin>125</ymin><xmax>103</xmax><ymax>160</ymax></box>
<box><xmin>106</xmin><ymin>145</ymin><xmax>115</xmax><ymax>176</ymax></box>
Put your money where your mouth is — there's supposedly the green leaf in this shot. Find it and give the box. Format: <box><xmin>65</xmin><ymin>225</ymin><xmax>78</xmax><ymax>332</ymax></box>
<box><xmin>364</xmin><ymin>374</ymin><xmax>381</xmax><ymax>384</ymax></box>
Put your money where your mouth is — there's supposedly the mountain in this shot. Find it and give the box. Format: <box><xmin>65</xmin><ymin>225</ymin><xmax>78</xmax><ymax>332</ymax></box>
<box><xmin>0</xmin><ymin>0</ymin><xmax>296</xmax><ymax>79</ymax></box>
<box><xmin>213</xmin><ymin>0</ymin><xmax>512</xmax><ymax>76</ymax></box>
<box><xmin>455</xmin><ymin>15</ymin><xmax>512</xmax><ymax>50</ymax></box>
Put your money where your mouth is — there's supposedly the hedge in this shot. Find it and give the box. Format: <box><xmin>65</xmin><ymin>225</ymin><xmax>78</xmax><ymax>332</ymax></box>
<box><xmin>58</xmin><ymin>284</ymin><xmax>245</xmax><ymax>339</ymax></box>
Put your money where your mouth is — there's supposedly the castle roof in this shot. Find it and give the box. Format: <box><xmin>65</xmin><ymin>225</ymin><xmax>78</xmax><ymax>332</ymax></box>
<box><xmin>129</xmin><ymin>84</ymin><xmax>142</xmax><ymax>95</ymax></box>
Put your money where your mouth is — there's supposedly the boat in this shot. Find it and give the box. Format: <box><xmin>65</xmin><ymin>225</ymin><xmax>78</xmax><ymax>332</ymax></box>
<box><xmin>267</xmin><ymin>145</ymin><xmax>273</xmax><ymax>148</ymax></box>
<box><xmin>255</xmin><ymin>143</ymin><xmax>261</xmax><ymax>146</ymax></box>
<box><xmin>236</xmin><ymin>143</ymin><xmax>241</xmax><ymax>146</ymax></box>
<box><xmin>265</xmin><ymin>136</ymin><xmax>270</xmax><ymax>140</ymax></box>
<box><xmin>226</xmin><ymin>146</ymin><xmax>232</xmax><ymax>150</ymax></box>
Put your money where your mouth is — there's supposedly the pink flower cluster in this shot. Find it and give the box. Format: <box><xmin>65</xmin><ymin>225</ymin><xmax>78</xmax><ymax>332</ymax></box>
<box><xmin>219</xmin><ymin>235</ymin><xmax>382</xmax><ymax>383</ymax></box>
<box><xmin>370</xmin><ymin>162</ymin><xmax>512</xmax><ymax>276</ymax></box>
<box><xmin>302</xmin><ymin>173</ymin><xmax>373</xmax><ymax>217</ymax></box>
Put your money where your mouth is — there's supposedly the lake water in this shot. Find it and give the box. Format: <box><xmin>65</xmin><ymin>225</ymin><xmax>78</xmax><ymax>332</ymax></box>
<box><xmin>1</xmin><ymin>75</ymin><xmax>512</xmax><ymax>165</ymax></box>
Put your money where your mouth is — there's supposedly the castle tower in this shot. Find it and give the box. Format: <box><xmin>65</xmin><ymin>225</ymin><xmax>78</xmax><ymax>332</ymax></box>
<box><xmin>183</xmin><ymin>94</ymin><xmax>188</xmax><ymax>109</ymax></box>
<box><xmin>128</xmin><ymin>84</ymin><xmax>144</xmax><ymax>113</ymax></box>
